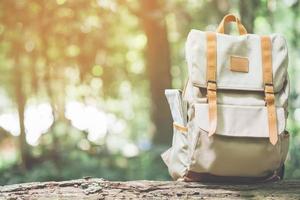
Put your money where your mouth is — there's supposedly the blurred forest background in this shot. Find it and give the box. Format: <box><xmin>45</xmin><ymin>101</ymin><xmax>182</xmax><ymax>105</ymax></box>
<box><xmin>0</xmin><ymin>0</ymin><xmax>300</xmax><ymax>185</ymax></box>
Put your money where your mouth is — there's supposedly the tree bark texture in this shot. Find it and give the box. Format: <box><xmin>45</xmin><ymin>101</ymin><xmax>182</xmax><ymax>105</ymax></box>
<box><xmin>1</xmin><ymin>178</ymin><xmax>300</xmax><ymax>200</ymax></box>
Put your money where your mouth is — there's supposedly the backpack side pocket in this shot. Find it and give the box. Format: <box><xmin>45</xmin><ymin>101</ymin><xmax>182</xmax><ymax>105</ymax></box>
<box><xmin>161</xmin><ymin>89</ymin><xmax>188</xmax><ymax>180</ymax></box>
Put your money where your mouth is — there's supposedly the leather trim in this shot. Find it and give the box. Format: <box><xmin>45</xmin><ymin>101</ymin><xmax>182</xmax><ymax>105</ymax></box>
<box><xmin>230</xmin><ymin>56</ymin><xmax>249</xmax><ymax>73</ymax></box>
<box><xmin>261</xmin><ymin>36</ymin><xmax>278</xmax><ymax>145</ymax></box>
<box><xmin>184</xmin><ymin>170</ymin><xmax>282</xmax><ymax>183</ymax></box>
<box><xmin>173</xmin><ymin>122</ymin><xmax>188</xmax><ymax>133</ymax></box>
<box><xmin>207</xmin><ymin>83</ymin><xmax>217</xmax><ymax>136</ymax></box>
<box><xmin>206</xmin><ymin>32</ymin><xmax>217</xmax><ymax>82</ymax></box>
<box><xmin>206</xmin><ymin>32</ymin><xmax>217</xmax><ymax>136</ymax></box>
<box><xmin>216</xmin><ymin>14</ymin><xmax>247</xmax><ymax>35</ymax></box>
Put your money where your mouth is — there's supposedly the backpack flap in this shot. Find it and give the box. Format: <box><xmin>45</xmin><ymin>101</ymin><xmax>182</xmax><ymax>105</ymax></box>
<box><xmin>185</xmin><ymin>30</ymin><xmax>288</xmax><ymax>93</ymax></box>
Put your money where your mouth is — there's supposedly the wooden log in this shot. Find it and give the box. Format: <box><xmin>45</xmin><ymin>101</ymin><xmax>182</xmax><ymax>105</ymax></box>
<box><xmin>0</xmin><ymin>178</ymin><xmax>299</xmax><ymax>199</ymax></box>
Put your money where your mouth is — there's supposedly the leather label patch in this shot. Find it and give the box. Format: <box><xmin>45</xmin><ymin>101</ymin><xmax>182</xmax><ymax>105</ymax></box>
<box><xmin>230</xmin><ymin>56</ymin><xmax>249</xmax><ymax>73</ymax></box>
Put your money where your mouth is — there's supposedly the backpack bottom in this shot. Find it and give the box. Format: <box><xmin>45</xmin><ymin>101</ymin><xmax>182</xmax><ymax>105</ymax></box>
<box><xmin>183</xmin><ymin>165</ymin><xmax>284</xmax><ymax>183</ymax></box>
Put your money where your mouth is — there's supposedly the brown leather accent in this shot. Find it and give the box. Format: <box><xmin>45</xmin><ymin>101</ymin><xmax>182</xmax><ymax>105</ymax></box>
<box><xmin>230</xmin><ymin>56</ymin><xmax>249</xmax><ymax>73</ymax></box>
<box><xmin>207</xmin><ymin>82</ymin><xmax>217</xmax><ymax>136</ymax></box>
<box><xmin>206</xmin><ymin>32</ymin><xmax>217</xmax><ymax>82</ymax></box>
<box><xmin>184</xmin><ymin>170</ymin><xmax>281</xmax><ymax>183</ymax></box>
<box><xmin>261</xmin><ymin>36</ymin><xmax>278</xmax><ymax>145</ymax></box>
<box><xmin>206</xmin><ymin>32</ymin><xmax>217</xmax><ymax>136</ymax></box>
<box><xmin>264</xmin><ymin>84</ymin><xmax>274</xmax><ymax>93</ymax></box>
<box><xmin>217</xmin><ymin>14</ymin><xmax>247</xmax><ymax>35</ymax></box>
<box><xmin>173</xmin><ymin>122</ymin><xmax>188</xmax><ymax>133</ymax></box>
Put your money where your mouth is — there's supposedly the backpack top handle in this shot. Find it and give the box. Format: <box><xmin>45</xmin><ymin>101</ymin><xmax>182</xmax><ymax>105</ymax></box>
<box><xmin>216</xmin><ymin>14</ymin><xmax>248</xmax><ymax>35</ymax></box>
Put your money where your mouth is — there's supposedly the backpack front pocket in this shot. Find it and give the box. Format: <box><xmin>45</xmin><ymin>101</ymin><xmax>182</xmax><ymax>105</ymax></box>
<box><xmin>188</xmin><ymin>103</ymin><xmax>286</xmax><ymax>177</ymax></box>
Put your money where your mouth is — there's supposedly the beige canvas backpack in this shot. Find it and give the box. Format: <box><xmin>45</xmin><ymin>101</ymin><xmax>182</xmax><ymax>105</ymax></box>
<box><xmin>162</xmin><ymin>14</ymin><xmax>290</xmax><ymax>182</ymax></box>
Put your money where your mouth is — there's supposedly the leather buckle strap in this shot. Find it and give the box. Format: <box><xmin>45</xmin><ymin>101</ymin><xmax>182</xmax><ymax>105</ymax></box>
<box><xmin>264</xmin><ymin>84</ymin><xmax>275</xmax><ymax>105</ymax></box>
<box><xmin>207</xmin><ymin>81</ymin><xmax>217</xmax><ymax>136</ymax></box>
<box><xmin>264</xmin><ymin>84</ymin><xmax>278</xmax><ymax>145</ymax></box>
<box><xmin>207</xmin><ymin>81</ymin><xmax>217</xmax><ymax>91</ymax></box>
<box><xmin>265</xmin><ymin>93</ymin><xmax>275</xmax><ymax>105</ymax></box>
<box><xmin>266</xmin><ymin>96</ymin><xmax>278</xmax><ymax>145</ymax></box>
<box><xmin>264</xmin><ymin>84</ymin><xmax>274</xmax><ymax>95</ymax></box>
<box><xmin>206</xmin><ymin>32</ymin><xmax>218</xmax><ymax>137</ymax></box>
<box><xmin>173</xmin><ymin>122</ymin><xmax>188</xmax><ymax>133</ymax></box>
<box><xmin>261</xmin><ymin>36</ymin><xmax>278</xmax><ymax>145</ymax></box>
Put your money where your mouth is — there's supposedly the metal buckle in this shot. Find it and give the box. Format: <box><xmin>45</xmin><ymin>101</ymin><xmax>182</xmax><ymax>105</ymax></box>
<box><xmin>207</xmin><ymin>81</ymin><xmax>217</xmax><ymax>91</ymax></box>
<box><xmin>264</xmin><ymin>83</ymin><xmax>275</xmax><ymax>105</ymax></box>
<box><xmin>264</xmin><ymin>83</ymin><xmax>274</xmax><ymax>94</ymax></box>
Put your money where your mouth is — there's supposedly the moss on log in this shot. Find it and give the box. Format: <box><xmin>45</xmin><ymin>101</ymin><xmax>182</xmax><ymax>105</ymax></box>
<box><xmin>0</xmin><ymin>178</ymin><xmax>299</xmax><ymax>199</ymax></box>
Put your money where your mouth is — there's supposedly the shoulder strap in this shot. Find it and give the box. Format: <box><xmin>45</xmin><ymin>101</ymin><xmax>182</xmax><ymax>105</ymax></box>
<box><xmin>261</xmin><ymin>36</ymin><xmax>278</xmax><ymax>145</ymax></box>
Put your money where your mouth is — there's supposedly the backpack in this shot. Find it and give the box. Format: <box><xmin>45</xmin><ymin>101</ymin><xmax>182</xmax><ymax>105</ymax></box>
<box><xmin>162</xmin><ymin>14</ymin><xmax>290</xmax><ymax>183</ymax></box>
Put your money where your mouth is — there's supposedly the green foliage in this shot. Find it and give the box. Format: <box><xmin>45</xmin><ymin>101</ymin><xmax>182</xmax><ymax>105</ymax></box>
<box><xmin>0</xmin><ymin>148</ymin><xmax>169</xmax><ymax>185</ymax></box>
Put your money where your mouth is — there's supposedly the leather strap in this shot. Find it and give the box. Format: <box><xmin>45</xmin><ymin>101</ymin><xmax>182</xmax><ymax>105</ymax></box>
<box><xmin>173</xmin><ymin>122</ymin><xmax>188</xmax><ymax>133</ymax></box>
<box><xmin>216</xmin><ymin>14</ymin><xmax>247</xmax><ymax>35</ymax></box>
<box><xmin>261</xmin><ymin>36</ymin><xmax>278</xmax><ymax>145</ymax></box>
<box><xmin>206</xmin><ymin>32</ymin><xmax>217</xmax><ymax>136</ymax></box>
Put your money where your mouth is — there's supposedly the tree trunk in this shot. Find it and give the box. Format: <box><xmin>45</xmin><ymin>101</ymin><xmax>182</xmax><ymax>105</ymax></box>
<box><xmin>1</xmin><ymin>178</ymin><xmax>299</xmax><ymax>199</ymax></box>
<box><xmin>239</xmin><ymin>0</ymin><xmax>260</xmax><ymax>33</ymax></box>
<box><xmin>140</xmin><ymin>0</ymin><xmax>172</xmax><ymax>145</ymax></box>
<box><xmin>13</xmin><ymin>52</ymin><xmax>30</xmax><ymax>169</ymax></box>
